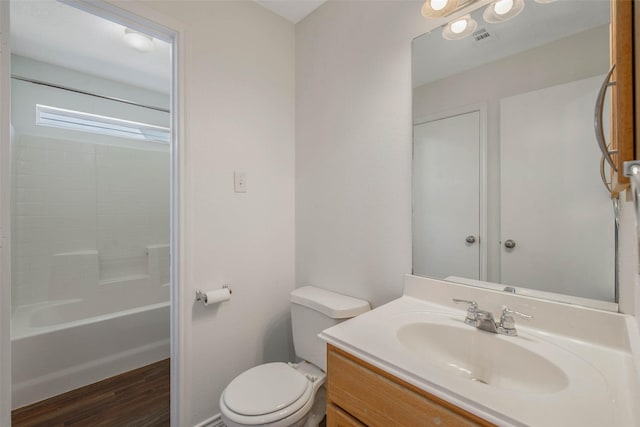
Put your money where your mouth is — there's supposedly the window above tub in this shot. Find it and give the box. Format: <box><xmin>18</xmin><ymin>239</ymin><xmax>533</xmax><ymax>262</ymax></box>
<box><xmin>36</xmin><ymin>104</ymin><xmax>170</xmax><ymax>144</ymax></box>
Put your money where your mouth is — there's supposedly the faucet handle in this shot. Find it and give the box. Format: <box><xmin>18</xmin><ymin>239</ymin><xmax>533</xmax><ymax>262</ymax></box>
<box><xmin>501</xmin><ymin>307</ymin><xmax>532</xmax><ymax>320</ymax></box>
<box><xmin>452</xmin><ymin>298</ymin><xmax>478</xmax><ymax>310</ymax></box>
<box><xmin>453</xmin><ymin>299</ymin><xmax>479</xmax><ymax>326</ymax></box>
<box><xmin>498</xmin><ymin>307</ymin><xmax>532</xmax><ymax>336</ymax></box>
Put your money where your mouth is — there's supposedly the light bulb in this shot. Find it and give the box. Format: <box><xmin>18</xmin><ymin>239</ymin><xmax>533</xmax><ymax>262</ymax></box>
<box><xmin>422</xmin><ymin>0</ymin><xmax>457</xmax><ymax>18</ymax></box>
<box><xmin>483</xmin><ymin>0</ymin><xmax>524</xmax><ymax>23</ymax></box>
<box><xmin>494</xmin><ymin>0</ymin><xmax>514</xmax><ymax>15</ymax></box>
<box><xmin>450</xmin><ymin>19</ymin><xmax>468</xmax><ymax>34</ymax></box>
<box><xmin>430</xmin><ymin>0</ymin><xmax>449</xmax><ymax>11</ymax></box>
<box><xmin>442</xmin><ymin>14</ymin><xmax>477</xmax><ymax>40</ymax></box>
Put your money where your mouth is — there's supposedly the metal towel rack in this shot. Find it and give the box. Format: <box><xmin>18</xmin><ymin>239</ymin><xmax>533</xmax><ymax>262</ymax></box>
<box><xmin>595</xmin><ymin>64</ymin><xmax>618</xmax><ymax>176</ymax></box>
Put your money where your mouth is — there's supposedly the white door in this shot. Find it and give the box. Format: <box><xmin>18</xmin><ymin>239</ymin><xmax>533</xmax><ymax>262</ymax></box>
<box><xmin>500</xmin><ymin>76</ymin><xmax>615</xmax><ymax>301</ymax></box>
<box><xmin>413</xmin><ymin>111</ymin><xmax>481</xmax><ymax>280</ymax></box>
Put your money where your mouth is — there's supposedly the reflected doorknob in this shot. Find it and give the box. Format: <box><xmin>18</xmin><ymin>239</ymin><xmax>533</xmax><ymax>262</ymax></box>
<box><xmin>466</xmin><ymin>235</ymin><xmax>476</xmax><ymax>244</ymax></box>
<box><xmin>504</xmin><ymin>239</ymin><xmax>516</xmax><ymax>249</ymax></box>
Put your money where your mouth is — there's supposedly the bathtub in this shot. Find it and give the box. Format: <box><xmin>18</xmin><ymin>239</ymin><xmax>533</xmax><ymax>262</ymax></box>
<box><xmin>11</xmin><ymin>292</ymin><xmax>170</xmax><ymax>409</ymax></box>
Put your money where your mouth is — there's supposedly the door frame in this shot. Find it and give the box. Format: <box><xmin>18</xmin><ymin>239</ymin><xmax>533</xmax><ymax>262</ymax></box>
<box><xmin>413</xmin><ymin>103</ymin><xmax>488</xmax><ymax>281</ymax></box>
<box><xmin>0</xmin><ymin>1</ymin><xmax>185</xmax><ymax>425</ymax></box>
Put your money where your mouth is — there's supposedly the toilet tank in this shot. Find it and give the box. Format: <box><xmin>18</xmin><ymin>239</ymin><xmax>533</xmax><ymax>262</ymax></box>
<box><xmin>290</xmin><ymin>286</ymin><xmax>370</xmax><ymax>371</ymax></box>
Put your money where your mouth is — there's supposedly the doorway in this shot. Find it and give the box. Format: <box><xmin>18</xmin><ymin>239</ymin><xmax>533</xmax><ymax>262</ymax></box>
<box><xmin>0</xmin><ymin>0</ymin><xmax>180</xmax><ymax>424</ymax></box>
<box><xmin>412</xmin><ymin>106</ymin><xmax>487</xmax><ymax>281</ymax></box>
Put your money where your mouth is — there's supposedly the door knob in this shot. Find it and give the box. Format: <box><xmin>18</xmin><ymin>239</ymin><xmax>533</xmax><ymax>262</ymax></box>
<box><xmin>466</xmin><ymin>235</ymin><xmax>476</xmax><ymax>244</ymax></box>
<box><xmin>504</xmin><ymin>239</ymin><xmax>516</xmax><ymax>249</ymax></box>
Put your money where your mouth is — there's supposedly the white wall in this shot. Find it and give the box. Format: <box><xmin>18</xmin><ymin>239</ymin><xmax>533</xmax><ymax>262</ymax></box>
<box><xmin>295</xmin><ymin>1</ymin><xmax>431</xmax><ymax>308</ymax></box>
<box><xmin>128</xmin><ymin>1</ymin><xmax>296</xmax><ymax>425</ymax></box>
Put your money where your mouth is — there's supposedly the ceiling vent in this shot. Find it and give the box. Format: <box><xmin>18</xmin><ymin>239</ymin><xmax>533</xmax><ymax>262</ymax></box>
<box><xmin>472</xmin><ymin>28</ymin><xmax>492</xmax><ymax>42</ymax></box>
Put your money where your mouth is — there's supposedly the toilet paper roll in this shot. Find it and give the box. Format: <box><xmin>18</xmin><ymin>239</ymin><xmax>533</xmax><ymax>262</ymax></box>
<box><xmin>204</xmin><ymin>288</ymin><xmax>231</xmax><ymax>306</ymax></box>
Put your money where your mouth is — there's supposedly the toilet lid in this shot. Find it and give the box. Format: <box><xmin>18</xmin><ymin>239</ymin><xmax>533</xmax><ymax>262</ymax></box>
<box><xmin>223</xmin><ymin>362</ymin><xmax>310</xmax><ymax>416</ymax></box>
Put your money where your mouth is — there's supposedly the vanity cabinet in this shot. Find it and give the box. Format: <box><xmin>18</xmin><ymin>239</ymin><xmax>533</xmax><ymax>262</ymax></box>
<box><xmin>326</xmin><ymin>345</ymin><xmax>494</xmax><ymax>427</ymax></box>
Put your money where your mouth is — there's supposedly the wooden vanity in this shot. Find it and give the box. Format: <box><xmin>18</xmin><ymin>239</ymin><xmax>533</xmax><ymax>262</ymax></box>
<box><xmin>326</xmin><ymin>344</ymin><xmax>494</xmax><ymax>427</ymax></box>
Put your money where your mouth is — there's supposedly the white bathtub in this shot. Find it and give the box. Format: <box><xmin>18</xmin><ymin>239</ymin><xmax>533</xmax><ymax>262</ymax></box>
<box><xmin>11</xmin><ymin>297</ymin><xmax>170</xmax><ymax>409</ymax></box>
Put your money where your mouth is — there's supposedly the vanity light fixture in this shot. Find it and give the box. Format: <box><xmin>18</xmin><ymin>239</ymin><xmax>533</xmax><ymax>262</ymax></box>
<box><xmin>123</xmin><ymin>28</ymin><xmax>154</xmax><ymax>53</ymax></box>
<box><xmin>483</xmin><ymin>0</ymin><xmax>524</xmax><ymax>23</ymax></box>
<box><xmin>442</xmin><ymin>14</ymin><xmax>478</xmax><ymax>40</ymax></box>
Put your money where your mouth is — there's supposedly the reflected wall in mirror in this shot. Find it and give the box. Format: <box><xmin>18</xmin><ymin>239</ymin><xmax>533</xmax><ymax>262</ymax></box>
<box><xmin>412</xmin><ymin>0</ymin><xmax>617</xmax><ymax>309</ymax></box>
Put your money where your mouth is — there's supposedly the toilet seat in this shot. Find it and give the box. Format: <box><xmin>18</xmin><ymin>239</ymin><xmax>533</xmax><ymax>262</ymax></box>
<box><xmin>221</xmin><ymin>362</ymin><xmax>314</xmax><ymax>425</ymax></box>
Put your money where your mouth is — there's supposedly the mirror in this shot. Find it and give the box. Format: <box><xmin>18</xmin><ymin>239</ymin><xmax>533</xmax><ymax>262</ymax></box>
<box><xmin>412</xmin><ymin>0</ymin><xmax>617</xmax><ymax>310</ymax></box>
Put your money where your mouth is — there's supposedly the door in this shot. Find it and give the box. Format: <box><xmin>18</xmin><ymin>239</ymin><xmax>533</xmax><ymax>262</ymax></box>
<box><xmin>413</xmin><ymin>110</ymin><xmax>481</xmax><ymax>280</ymax></box>
<box><xmin>500</xmin><ymin>76</ymin><xmax>615</xmax><ymax>301</ymax></box>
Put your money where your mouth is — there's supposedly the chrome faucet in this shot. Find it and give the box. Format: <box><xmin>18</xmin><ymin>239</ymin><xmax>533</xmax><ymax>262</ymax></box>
<box><xmin>453</xmin><ymin>299</ymin><xmax>531</xmax><ymax>336</ymax></box>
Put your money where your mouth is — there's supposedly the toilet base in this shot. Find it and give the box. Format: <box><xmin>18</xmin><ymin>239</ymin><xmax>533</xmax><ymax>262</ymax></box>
<box><xmin>303</xmin><ymin>386</ymin><xmax>326</xmax><ymax>427</ymax></box>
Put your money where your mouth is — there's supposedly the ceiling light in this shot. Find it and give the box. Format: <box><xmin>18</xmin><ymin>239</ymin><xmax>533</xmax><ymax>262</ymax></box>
<box><xmin>123</xmin><ymin>28</ymin><xmax>154</xmax><ymax>53</ymax></box>
<box><xmin>442</xmin><ymin>15</ymin><xmax>478</xmax><ymax>40</ymax></box>
<box><xmin>422</xmin><ymin>0</ymin><xmax>458</xmax><ymax>18</ymax></box>
<box><xmin>533</xmin><ymin>0</ymin><xmax>556</xmax><ymax>3</ymax></box>
<box><xmin>483</xmin><ymin>0</ymin><xmax>524</xmax><ymax>23</ymax></box>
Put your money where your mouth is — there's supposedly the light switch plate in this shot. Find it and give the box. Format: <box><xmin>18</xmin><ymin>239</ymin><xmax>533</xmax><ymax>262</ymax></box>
<box><xmin>234</xmin><ymin>171</ymin><xmax>247</xmax><ymax>193</ymax></box>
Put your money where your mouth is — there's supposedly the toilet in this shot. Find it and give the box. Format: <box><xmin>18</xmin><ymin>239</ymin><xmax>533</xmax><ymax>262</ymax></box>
<box><xmin>219</xmin><ymin>286</ymin><xmax>370</xmax><ymax>427</ymax></box>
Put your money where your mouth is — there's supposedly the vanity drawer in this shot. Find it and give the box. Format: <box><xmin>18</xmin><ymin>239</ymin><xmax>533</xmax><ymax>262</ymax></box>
<box><xmin>327</xmin><ymin>345</ymin><xmax>493</xmax><ymax>427</ymax></box>
<box><xmin>327</xmin><ymin>403</ymin><xmax>366</xmax><ymax>427</ymax></box>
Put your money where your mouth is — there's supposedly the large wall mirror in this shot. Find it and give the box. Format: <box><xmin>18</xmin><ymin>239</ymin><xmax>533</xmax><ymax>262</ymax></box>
<box><xmin>412</xmin><ymin>0</ymin><xmax>618</xmax><ymax>310</ymax></box>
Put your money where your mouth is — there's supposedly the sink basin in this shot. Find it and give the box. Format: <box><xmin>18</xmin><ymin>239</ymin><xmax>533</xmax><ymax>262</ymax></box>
<box><xmin>397</xmin><ymin>322</ymin><xmax>569</xmax><ymax>393</ymax></box>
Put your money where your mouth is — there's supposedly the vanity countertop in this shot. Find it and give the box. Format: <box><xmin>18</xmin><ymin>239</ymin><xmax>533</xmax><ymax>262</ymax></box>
<box><xmin>319</xmin><ymin>275</ymin><xmax>640</xmax><ymax>427</ymax></box>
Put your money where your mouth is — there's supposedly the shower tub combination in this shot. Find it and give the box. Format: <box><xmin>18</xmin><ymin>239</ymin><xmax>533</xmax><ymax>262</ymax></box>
<box><xmin>11</xmin><ymin>245</ymin><xmax>170</xmax><ymax>409</ymax></box>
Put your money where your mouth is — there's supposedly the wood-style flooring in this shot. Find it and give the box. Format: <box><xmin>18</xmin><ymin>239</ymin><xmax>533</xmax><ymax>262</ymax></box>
<box><xmin>11</xmin><ymin>359</ymin><xmax>170</xmax><ymax>427</ymax></box>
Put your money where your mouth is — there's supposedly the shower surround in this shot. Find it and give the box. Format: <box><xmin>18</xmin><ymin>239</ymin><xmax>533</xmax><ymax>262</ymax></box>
<box><xmin>10</xmin><ymin>133</ymin><xmax>170</xmax><ymax>408</ymax></box>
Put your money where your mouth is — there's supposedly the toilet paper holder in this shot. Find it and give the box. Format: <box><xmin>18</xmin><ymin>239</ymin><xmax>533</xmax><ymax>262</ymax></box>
<box><xmin>196</xmin><ymin>285</ymin><xmax>232</xmax><ymax>305</ymax></box>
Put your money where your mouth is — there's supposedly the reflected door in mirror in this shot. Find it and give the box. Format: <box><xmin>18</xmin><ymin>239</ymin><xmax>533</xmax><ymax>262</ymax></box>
<box><xmin>413</xmin><ymin>111</ymin><xmax>481</xmax><ymax>280</ymax></box>
<box><xmin>500</xmin><ymin>76</ymin><xmax>615</xmax><ymax>302</ymax></box>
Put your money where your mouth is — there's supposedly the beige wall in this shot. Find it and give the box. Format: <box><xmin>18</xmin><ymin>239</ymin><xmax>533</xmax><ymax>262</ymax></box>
<box><xmin>295</xmin><ymin>1</ymin><xmax>430</xmax><ymax>308</ymax></box>
<box><xmin>135</xmin><ymin>1</ymin><xmax>296</xmax><ymax>425</ymax></box>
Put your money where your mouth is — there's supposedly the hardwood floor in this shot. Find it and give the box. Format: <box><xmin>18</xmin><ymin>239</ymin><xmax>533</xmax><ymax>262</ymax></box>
<box><xmin>12</xmin><ymin>359</ymin><xmax>170</xmax><ymax>427</ymax></box>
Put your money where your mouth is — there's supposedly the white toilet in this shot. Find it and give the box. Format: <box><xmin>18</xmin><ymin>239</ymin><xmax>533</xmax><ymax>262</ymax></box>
<box><xmin>219</xmin><ymin>286</ymin><xmax>370</xmax><ymax>427</ymax></box>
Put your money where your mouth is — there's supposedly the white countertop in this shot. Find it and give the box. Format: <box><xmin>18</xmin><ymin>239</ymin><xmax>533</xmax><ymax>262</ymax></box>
<box><xmin>319</xmin><ymin>275</ymin><xmax>640</xmax><ymax>427</ymax></box>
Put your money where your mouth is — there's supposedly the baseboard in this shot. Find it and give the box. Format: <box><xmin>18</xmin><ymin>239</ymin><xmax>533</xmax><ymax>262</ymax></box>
<box><xmin>193</xmin><ymin>413</ymin><xmax>223</xmax><ymax>427</ymax></box>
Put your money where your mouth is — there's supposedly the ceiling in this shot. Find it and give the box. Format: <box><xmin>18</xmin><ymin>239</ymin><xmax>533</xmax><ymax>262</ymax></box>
<box><xmin>255</xmin><ymin>0</ymin><xmax>326</xmax><ymax>23</ymax></box>
<box><xmin>10</xmin><ymin>0</ymin><xmax>172</xmax><ymax>94</ymax></box>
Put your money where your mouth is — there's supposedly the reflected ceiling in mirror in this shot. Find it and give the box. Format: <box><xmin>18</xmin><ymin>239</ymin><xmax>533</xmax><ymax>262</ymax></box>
<box><xmin>411</xmin><ymin>0</ymin><xmax>617</xmax><ymax>311</ymax></box>
<box><xmin>413</xmin><ymin>1</ymin><xmax>610</xmax><ymax>88</ymax></box>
